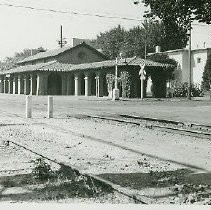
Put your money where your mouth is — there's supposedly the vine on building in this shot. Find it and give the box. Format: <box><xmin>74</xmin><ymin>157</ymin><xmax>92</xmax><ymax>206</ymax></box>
<box><xmin>120</xmin><ymin>71</ymin><xmax>132</xmax><ymax>98</ymax></box>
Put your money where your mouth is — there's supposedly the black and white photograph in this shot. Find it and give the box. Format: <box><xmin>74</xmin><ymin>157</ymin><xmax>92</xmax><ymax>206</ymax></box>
<box><xmin>0</xmin><ymin>0</ymin><xmax>211</xmax><ymax>208</ymax></box>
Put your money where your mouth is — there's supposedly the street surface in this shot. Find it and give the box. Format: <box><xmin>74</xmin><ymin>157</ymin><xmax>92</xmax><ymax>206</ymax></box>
<box><xmin>0</xmin><ymin>94</ymin><xmax>211</xmax><ymax>125</ymax></box>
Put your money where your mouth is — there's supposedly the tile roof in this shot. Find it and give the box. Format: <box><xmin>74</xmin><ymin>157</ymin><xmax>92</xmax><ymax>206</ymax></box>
<box><xmin>17</xmin><ymin>42</ymin><xmax>108</xmax><ymax>64</ymax></box>
<box><xmin>38</xmin><ymin>57</ymin><xmax>171</xmax><ymax>72</ymax></box>
<box><xmin>0</xmin><ymin>61</ymin><xmax>56</xmax><ymax>75</ymax></box>
<box><xmin>1</xmin><ymin>57</ymin><xmax>172</xmax><ymax>75</ymax></box>
<box><xmin>127</xmin><ymin>57</ymin><xmax>172</xmax><ymax>67</ymax></box>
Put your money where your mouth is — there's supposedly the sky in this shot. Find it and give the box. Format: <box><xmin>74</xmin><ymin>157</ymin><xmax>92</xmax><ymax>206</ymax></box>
<box><xmin>0</xmin><ymin>0</ymin><xmax>210</xmax><ymax>61</ymax></box>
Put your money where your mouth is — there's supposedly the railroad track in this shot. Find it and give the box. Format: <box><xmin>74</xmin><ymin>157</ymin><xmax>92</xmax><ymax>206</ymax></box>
<box><xmin>2</xmin><ymin>109</ymin><xmax>208</xmax><ymax>172</ymax></box>
<box><xmin>84</xmin><ymin>114</ymin><xmax>211</xmax><ymax>140</ymax></box>
<box><xmin>0</xmin><ymin>110</ymin><xmax>151</xmax><ymax>204</ymax></box>
<box><xmin>1</xmin><ymin>105</ymin><xmax>211</xmax><ymax>139</ymax></box>
<box><xmin>0</xmin><ymin>109</ymin><xmax>210</xmax><ymax>203</ymax></box>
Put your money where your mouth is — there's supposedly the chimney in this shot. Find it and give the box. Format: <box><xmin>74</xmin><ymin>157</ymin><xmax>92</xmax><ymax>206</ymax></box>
<box><xmin>155</xmin><ymin>46</ymin><xmax>161</xmax><ymax>53</ymax></box>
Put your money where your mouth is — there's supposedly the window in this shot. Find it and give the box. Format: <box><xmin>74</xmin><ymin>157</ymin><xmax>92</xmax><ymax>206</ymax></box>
<box><xmin>197</xmin><ymin>57</ymin><xmax>201</xmax><ymax>63</ymax></box>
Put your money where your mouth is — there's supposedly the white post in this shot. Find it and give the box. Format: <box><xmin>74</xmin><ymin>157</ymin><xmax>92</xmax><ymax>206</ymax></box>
<box><xmin>141</xmin><ymin>78</ymin><xmax>144</xmax><ymax>100</ymax></box>
<box><xmin>187</xmin><ymin>20</ymin><xmax>192</xmax><ymax>100</ymax></box>
<box><xmin>47</xmin><ymin>96</ymin><xmax>53</xmax><ymax>118</ymax></box>
<box><xmin>18</xmin><ymin>75</ymin><xmax>21</xmax><ymax>95</ymax></box>
<box><xmin>112</xmin><ymin>57</ymin><xmax>120</xmax><ymax>101</ymax></box>
<box><xmin>85</xmin><ymin>76</ymin><xmax>89</xmax><ymax>97</ymax></box>
<box><xmin>26</xmin><ymin>95</ymin><xmax>32</xmax><ymax>118</ymax></box>
<box><xmin>139</xmin><ymin>63</ymin><xmax>146</xmax><ymax>100</ymax></box>
<box><xmin>115</xmin><ymin>58</ymin><xmax>118</xmax><ymax>89</ymax></box>
<box><xmin>74</xmin><ymin>75</ymin><xmax>80</xmax><ymax>96</ymax></box>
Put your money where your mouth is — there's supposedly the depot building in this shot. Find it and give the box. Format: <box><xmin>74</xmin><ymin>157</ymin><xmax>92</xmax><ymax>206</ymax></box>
<box><xmin>0</xmin><ymin>42</ymin><xmax>170</xmax><ymax>98</ymax></box>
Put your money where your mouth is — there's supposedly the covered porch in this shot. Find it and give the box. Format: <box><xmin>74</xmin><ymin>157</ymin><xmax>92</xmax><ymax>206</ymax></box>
<box><xmin>0</xmin><ymin>57</ymin><xmax>171</xmax><ymax>98</ymax></box>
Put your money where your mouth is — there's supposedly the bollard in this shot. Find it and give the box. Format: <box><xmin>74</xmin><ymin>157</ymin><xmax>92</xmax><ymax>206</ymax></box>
<box><xmin>47</xmin><ymin>96</ymin><xmax>53</xmax><ymax>118</ymax></box>
<box><xmin>26</xmin><ymin>95</ymin><xmax>32</xmax><ymax>118</ymax></box>
<box><xmin>141</xmin><ymin>77</ymin><xmax>144</xmax><ymax>100</ymax></box>
<box><xmin>112</xmin><ymin>89</ymin><xmax>120</xmax><ymax>101</ymax></box>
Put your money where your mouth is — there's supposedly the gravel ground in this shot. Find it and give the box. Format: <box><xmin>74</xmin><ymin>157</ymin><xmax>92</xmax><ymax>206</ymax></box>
<box><xmin>0</xmin><ymin>121</ymin><xmax>183</xmax><ymax>175</ymax></box>
<box><xmin>29</xmin><ymin>117</ymin><xmax>211</xmax><ymax>172</ymax></box>
<box><xmin>0</xmin><ymin>144</ymin><xmax>36</xmax><ymax>176</ymax></box>
<box><xmin>0</xmin><ymin>142</ymin><xmax>133</xmax><ymax>203</ymax></box>
<box><xmin>0</xmin><ymin>115</ymin><xmax>210</xmax><ymax>204</ymax></box>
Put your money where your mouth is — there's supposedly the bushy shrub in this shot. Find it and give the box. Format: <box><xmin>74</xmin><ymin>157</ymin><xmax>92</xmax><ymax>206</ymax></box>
<box><xmin>31</xmin><ymin>161</ymin><xmax>113</xmax><ymax>198</ymax></box>
<box><xmin>168</xmin><ymin>82</ymin><xmax>204</xmax><ymax>97</ymax></box>
<box><xmin>202</xmin><ymin>54</ymin><xmax>211</xmax><ymax>91</ymax></box>
<box><xmin>32</xmin><ymin>158</ymin><xmax>55</xmax><ymax>181</ymax></box>
<box><xmin>120</xmin><ymin>71</ymin><xmax>132</xmax><ymax>98</ymax></box>
<box><xmin>106</xmin><ymin>73</ymin><xmax>115</xmax><ymax>93</ymax></box>
<box><xmin>147</xmin><ymin>53</ymin><xmax>177</xmax><ymax>98</ymax></box>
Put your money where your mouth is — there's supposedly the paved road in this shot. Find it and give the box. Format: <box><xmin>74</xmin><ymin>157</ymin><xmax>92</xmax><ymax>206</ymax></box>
<box><xmin>0</xmin><ymin>94</ymin><xmax>211</xmax><ymax>125</ymax></box>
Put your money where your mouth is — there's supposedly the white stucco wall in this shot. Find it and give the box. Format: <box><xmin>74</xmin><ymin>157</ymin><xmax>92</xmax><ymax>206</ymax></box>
<box><xmin>164</xmin><ymin>48</ymin><xmax>211</xmax><ymax>87</ymax></box>
<box><xmin>166</xmin><ymin>50</ymin><xmax>188</xmax><ymax>83</ymax></box>
<box><xmin>181</xmin><ymin>50</ymin><xmax>190</xmax><ymax>83</ymax></box>
<box><xmin>192</xmin><ymin>49</ymin><xmax>208</xmax><ymax>86</ymax></box>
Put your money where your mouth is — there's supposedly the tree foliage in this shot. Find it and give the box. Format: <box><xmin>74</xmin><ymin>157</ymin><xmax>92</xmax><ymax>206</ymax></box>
<box><xmin>141</xmin><ymin>0</ymin><xmax>211</xmax><ymax>52</ymax></box>
<box><xmin>90</xmin><ymin>20</ymin><xmax>187</xmax><ymax>59</ymax></box>
<box><xmin>90</xmin><ymin>25</ymin><xmax>126</xmax><ymax>59</ymax></box>
<box><xmin>143</xmin><ymin>0</ymin><xmax>211</xmax><ymax>29</ymax></box>
<box><xmin>202</xmin><ymin>54</ymin><xmax>211</xmax><ymax>90</ymax></box>
<box><xmin>147</xmin><ymin>53</ymin><xmax>177</xmax><ymax>98</ymax></box>
<box><xmin>147</xmin><ymin>53</ymin><xmax>177</xmax><ymax>80</ymax></box>
<box><xmin>171</xmin><ymin>82</ymin><xmax>203</xmax><ymax>97</ymax></box>
<box><xmin>0</xmin><ymin>47</ymin><xmax>46</xmax><ymax>71</ymax></box>
<box><xmin>120</xmin><ymin>71</ymin><xmax>132</xmax><ymax>98</ymax></box>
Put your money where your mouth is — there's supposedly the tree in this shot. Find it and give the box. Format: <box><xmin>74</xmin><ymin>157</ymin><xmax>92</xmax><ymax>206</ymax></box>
<box><xmin>90</xmin><ymin>25</ymin><xmax>126</xmax><ymax>59</ymax></box>
<box><xmin>0</xmin><ymin>47</ymin><xmax>46</xmax><ymax>71</ymax></box>
<box><xmin>147</xmin><ymin>53</ymin><xmax>177</xmax><ymax>97</ymax></box>
<box><xmin>123</xmin><ymin>21</ymin><xmax>166</xmax><ymax>57</ymax></box>
<box><xmin>194</xmin><ymin>0</ymin><xmax>211</xmax><ymax>24</ymax></box>
<box><xmin>12</xmin><ymin>47</ymin><xmax>46</xmax><ymax>63</ymax></box>
<box><xmin>91</xmin><ymin>20</ymin><xmax>188</xmax><ymax>59</ymax></box>
<box><xmin>202</xmin><ymin>54</ymin><xmax>211</xmax><ymax>90</ymax></box>
<box><xmin>142</xmin><ymin>0</ymin><xmax>211</xmax><ymax>53</ymax></box>
<box><xmin>143</xmin><ymin>0</ymin><xmax>211</xmax><ymax>29</ymax></box>
<box><xmin>159</xmin><ymin>21</ymin><xmax>188</xmax><ymax>51</ymax></box>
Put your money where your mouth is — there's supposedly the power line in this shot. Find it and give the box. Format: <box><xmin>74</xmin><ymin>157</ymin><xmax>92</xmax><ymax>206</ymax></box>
<box><xmin>0</xmin><ymin>2</ymin><xmax>144</xmax><ymax>22</ymax></box>
<box><xmin>0</xmin><ymin>2</ymin><xmax>210</xmax><ymax>27</ymax></box>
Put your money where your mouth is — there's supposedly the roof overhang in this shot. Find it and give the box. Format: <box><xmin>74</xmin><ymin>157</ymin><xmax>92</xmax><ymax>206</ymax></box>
<box><xmin>0</xmin><ymin>57</ymin><xmax>173</xmax><ymax>75</ymax></box>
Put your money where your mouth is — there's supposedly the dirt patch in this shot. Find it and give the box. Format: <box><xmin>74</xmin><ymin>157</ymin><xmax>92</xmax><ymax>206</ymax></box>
<box><xmin>0</xmin><ymin>145</ymin><xmax>134</xmax><ymax>203</ymax></box>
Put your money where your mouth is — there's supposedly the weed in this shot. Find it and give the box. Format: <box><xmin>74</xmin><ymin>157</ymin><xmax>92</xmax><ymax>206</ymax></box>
<box><xmin>31</xmin><ymin>158</ymin><xmax>55</xmax><ymax>181</ymax></box>
<box><xmin>31</xmin><ymin>159</ymin><xmax>113</xmax><ymax>200</ymax></box>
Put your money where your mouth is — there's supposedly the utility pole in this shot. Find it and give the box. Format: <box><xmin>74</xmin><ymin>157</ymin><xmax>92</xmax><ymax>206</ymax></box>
<box><xmin>133</xmin><ymin>0</ymin><xmax>147</xmax><ymax>59</ymax></box>
<box><xmin>58</xmin><ymin>25</ymin><xmax>67</xmax><ymax>48</ymax></box>
<box><xmin>187</xmin><ymin>20</ymin><xmax>192</xmax><ymax>100</ymax></box>
<box><xmin>144</xmin><ymin>21</ymin><xmax>147</xmax><ymax>60</ymax></box>
<box><xmin>133</xmin><ymin>0</ymin><xmax>147</xmax><ymax>100</ymax></box>
<box><xmin>60</xmin><ymin>25</ymin><xmax>63</xmax><ymax>48</ymax></box>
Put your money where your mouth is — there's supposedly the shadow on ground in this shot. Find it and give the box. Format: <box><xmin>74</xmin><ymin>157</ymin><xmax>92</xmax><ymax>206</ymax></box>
<box><xmin>99</xmin><ymin>169</ymin><xmax>211</xmax><ymax>202</ymax></box>
<box><xmin>0</xmin><ymin>168</ymin><xmax>210</xmax><ymax>203</ymax></box>
<box><xmin>0</xmin><ymin>166</ymin><xmax>113</xmax><ymax>202</ymax></box>
<box><xmin>99</xmin><ymin>169</ymin><xmax>211</xmax><ymax>189</ymax></box>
